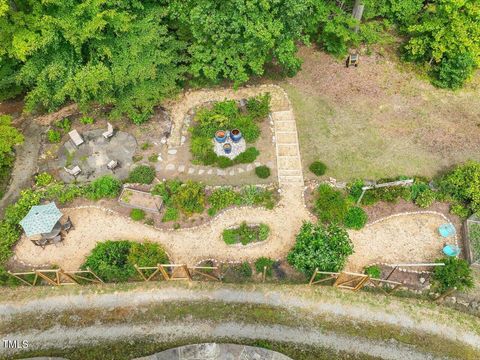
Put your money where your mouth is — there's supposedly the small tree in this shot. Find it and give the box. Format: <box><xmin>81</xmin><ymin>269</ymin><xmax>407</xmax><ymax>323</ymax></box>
<box><xmin>287</xmin><ymin>222</ymin><xmax>353</xmax><ymax>276</ymax></box>
<box><xmin>432</xmin><ymin>257</ymin><xmax>474</xmax><ymax>296</ymax></box>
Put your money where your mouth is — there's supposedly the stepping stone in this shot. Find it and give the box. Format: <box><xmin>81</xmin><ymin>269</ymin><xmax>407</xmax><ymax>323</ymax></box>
<box><xmin>254</xmin><ymin>162</ymin><xmax>262</xmax><ymax>167</ymax></box>
<box><xmin>157</xmin><ymin>155</ymin><xmax>163</xmax><ymax>162</ymax></box>
<box><xmin>217</xmin><ymin>169</ymin><xmax>226</xmax><ymax>176</ymax></box>
<box><xmin>188</xmin><ymin>168</ymin><xmax>195</xmax><ymax>174</ymax></box>
<box><xmin>198</xmin><ymin>169</ymin><xmax>205</xmax><ymax>175</ymax></box>
<box><xmin>246</xmin><ymin>164</ymin><xmax>253</xmax><ymax>171</ymax></box>
<box><xmin>166</xmin><ymin>164</ymin><xmax>175</xmax><ymax>171</ymax></box>
<box><xmin>238</xmin><ymin>168</ymin><xmax>244</xmax><ymax>173</ymax></box>
<box><xmin>207</xmin><ymin>169</ymin><xmax>213</xmax><ymax>175</ymax></box>
<box><xmin>229</xmin><ymin>170</ymin><xmax>235</xmax><ymax>176</ymax></box>
<box><xmin>160</xmin><ymin>137</ymin><xmax>167</xmax><ymax>144</ymax></box>
<box><xmin>168</xmin><ymin>148</ymin><xmax>177</xmax><ymax>155</ymax></box>
<box><xmin>178</xmin><ymin>165</ymin><xmax>185</xmax><ymax>172</ymax></box>
<box><xmin>180</xmin><ymin>136</ymin><xmax>186</xmax><ymax>145</ymax></box>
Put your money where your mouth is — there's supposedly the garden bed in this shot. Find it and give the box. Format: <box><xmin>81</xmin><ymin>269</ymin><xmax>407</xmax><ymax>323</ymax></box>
<box><xmin>222</xmin><ymin>222</ymin><xmax>270</xmax><ymax>245</ymax></box>
<box><xmin>118</xmin><ymin>187</ymin><xmax>163</xmax><ymax>213</ymax></box>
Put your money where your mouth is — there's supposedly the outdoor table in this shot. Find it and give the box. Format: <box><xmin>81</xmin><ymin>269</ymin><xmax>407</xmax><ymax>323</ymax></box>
<box><xmin>40</xmin><ymin>221</ymin><xmax>62</xmax><ymax>240</ymax></box>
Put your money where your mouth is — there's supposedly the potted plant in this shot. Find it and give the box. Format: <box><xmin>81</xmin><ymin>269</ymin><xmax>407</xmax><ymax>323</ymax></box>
<box><xmin>230</xmin><ymin>129</ymin><xmax>242</xmax><ymax>143</ymax></box>
<box><xmin>215</xmin><ymin>130</ymin><xmax>227</xmax><ymax>143</ymax></box>
<box><xmin>223</xmin><ymin>143</ymin><xmax>232</xmax><ymax>154</ymax></box>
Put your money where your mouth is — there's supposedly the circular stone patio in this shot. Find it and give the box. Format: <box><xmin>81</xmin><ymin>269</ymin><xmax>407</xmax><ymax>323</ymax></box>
<box><xmin>58</xmin><ymin>129</ymin><xmax>137</xmax><ymax>182</ymax></box>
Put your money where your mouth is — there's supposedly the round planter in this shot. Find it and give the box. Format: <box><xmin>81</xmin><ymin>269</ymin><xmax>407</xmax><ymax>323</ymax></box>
<box><xmin>223</xmin><ymin>143</ymin><xmax>232</xmax><ymax>154</ymax></box>
<box><xmin>215</xmin><ymin>130</ymin><xmax>227</xmax><ymax>143</ymax></box>
<box><xmin>230</xmin><ymin>129</ymin><xmax>242</xmax><ymax>143</ymax></box>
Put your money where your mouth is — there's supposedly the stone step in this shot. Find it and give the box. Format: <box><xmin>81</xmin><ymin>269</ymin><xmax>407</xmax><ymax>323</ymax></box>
<box><xmin>271</xmin><ymin>110</ymin><xmax>294</xmax><ymax>122</ymax></box>
<box><xmin>278</xmin><ymin>169</ymin><xmax>302</xmax><ymax>176</ymax></box>
<box><xmin>279</xmin><ymin>176</ymin><xmax>304</xmax><ymax>184</ymax></box>
<box><xmin>275</xmin><ymin>121</ymin><xmax>297</xmax><ymax>132</ymax></box>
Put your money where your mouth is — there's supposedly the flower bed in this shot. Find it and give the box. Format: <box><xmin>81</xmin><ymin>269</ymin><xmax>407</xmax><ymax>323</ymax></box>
<box><xmin>222</xmin><ymin>222</ymin><xmax>270</xmax><ymax>245</ymax></box>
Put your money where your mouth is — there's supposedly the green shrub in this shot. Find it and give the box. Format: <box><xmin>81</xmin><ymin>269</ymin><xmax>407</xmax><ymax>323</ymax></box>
<box><xmin>127</xmin><ymin>242</ymin><xmax>168</xmax><ymax>267</ymax></box>
<box><xmin>222</xmin><ymin>229</ymin><xmax>237</xmax><ymax>245</ymax></box>
<box><xmin>255</xmin><ymin>257</ymin><xmax>275</xmax><ymax>277</ymax></box>
<box><xmin>35</xmin><ymin>172</ymin><xmax>54</xmax><ymax>187</ymax></box>
<box><xmin>239</xmin><ymin>261</ymin><xmax>253</xmax><ymax>277</ymax></box>
<box><xmin>235</xmin><ymin>147</ymin><xmax>259</xmax><ymax>164</ymax></box>
<box><xmin>258</xmin><ymin>224</ymin><xmax>270</xmax><ymax>241</ymax></box>
<box><xmin>130</xmin><ymin>208</ymin><xmax>145</xmax><ymax>221</ymax></box>
<box><xmin>82</xmin><ymin>241</ymin><xmax>134</xmax><ymax>282</ymax></box>
<box><xmin>287</xmin><ymin>222</ymin><xmax>353</xmax><ymax>276</ymax></box>
<box><xmin>222</xmin><ymin>222</ymin><xmax>270</xmax><ymax>245</ymax></box>
<box><xmin>432</xmin><ymin>257</ymin><xmax>474</xmax><ymax>293</ymax></box>
<box><xmin>208</xmin><ymin>187</ymin><xmax>239</xmax><ymax>212</ymax></box>
<box><xmin>309</xmin><ymin>161</ymin><xmax>327</xmax><ymax>176</ymax></box>
<box><xmin>414</xmin><ymin>188</ymin><xmax>436</xmax><ymax>208</ymax></box>
<box><xmin>315</xmin><ymin>184</ymin><xmax>348</xmax><ymax>224</ymax></box>
<box><xmin>148</xmin><ymin>154</ymin><xmax>158</xmax><ymax>162</ymax></box>
<box><xmin>47</xmin><ymin>129</ymin><xmax>62</xmax><ymax>143</ymax></box>
<box><xmin>80</xmin><ymin>116</ymin><xmax>95</xmax><ymax>125</ymax></box>
<box><xmin>162</xmin><ymin>207</ymin><xmax>179</xmax><ymax>222</ymax></box>
<box><xmin>217</xmin><ymin>156</ymin><xmax>234</xmax><ymax>168</ymax></box>
<box><xmin>364</xmin><ymin>265</ymin><xmax>381</xmax><ymax>279</ymax></box>
<box><xmin>55</xmin><ymin>118</ymin><xmax>71</xmax><ymax>132</ymax></box>
<box><xmin>255</xmin><ymin>165</ymin><xmax>271</xmax><ymax>179</ymax></box>
<box><xmin>347</xmin><ymin>179</ymin><xmax>364</xmax><ymax>202</ymax></box>
<box><xmin>239</xmin><ymin>186</ymin><xmax>276</xmax><ymax>209</ymax></box>
<box><xmin>127</xmin><ymin>165</ymin><xmax>156</xmax><ymax>184</ymax></box>
<box><xmin>85</xmin><ymin>175</ymin><xmax>122</xmax><ymax>200</ymax></box>
<box><xmin>171</xmin><ymin>180</ymin><xmax>205</xmax><ymax>215</ymax></box>
<box><xmin>361</xmin><ymin>185</ymin><xmax>411</xmax><ymax>205</ymax></box>
<box><xmin>439</xmin><ymin>161</ymin><xmax>480</xmax><ymax>214</ymax></box>
<box><xmin>235</xmin><ymin>115</ymin><xmax>260</xmax><ymax>142</ymax></box>
<box><xmin>450</xmin><ymin>203</ymin><xmax>470</xmax><ymax>219</ymax></box>
<box><xmin>190</xmin><ymin>136</ymin><xmax>213</xmax><ymax>160</ymax></box>
<box><xmin>432</xmin><ymin>52</ymin><xmax>476</xmax><ymax>90</ymax></box>
<box><xmin>344</xmin><ymin>206</ymin><xmax>368</xmax><ymax>230</ymax></box>
<box><xmin>410</xmin><ymin>181</ymin><xmax>429</xmax><ymax>200</ymax></box>
<box><xmin>141</xmin><ymin>142</ymin><xmax>152</xmax><ymax>150</ymax></box>
<box><xmin>246</xmin><ymin>93</ymin><xmax>271</xmax><ymax>120</ymax></box>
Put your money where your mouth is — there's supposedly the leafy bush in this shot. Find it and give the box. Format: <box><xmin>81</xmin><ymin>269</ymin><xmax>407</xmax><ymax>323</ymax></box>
<box><xmin>364</xmin><ymin>265</ymin><xmax>381</xmax><ymax>279</ymax></box>
<box><xmin>208</xmin><ymin>187</ymin><xmax>239</xmax><ymax>213</ymax></box>
<box><xmin>239</xmin><ymin>261</ymin><xmax>253</xmax><ymax>277</ymax></box>
<box><xmin>414</xmin><ymin>188</ymin><xmax>436</xmax><ymax>208</ymax></box>
<box><xmin>432</xmin><ymin>257</ymin><xmax>474</xmax><ymax>293</ymax></box>
<box><xmin>361</xmin><ymin>185</ymin><xmax>411</xmax><ymax>205</ymax></box>
<box><xmin>439</xmin><ymin>161</ymin><xmax>480</xmax><ymax>214</ymax></box>
<box><xmin>171</xmin><ymin>181</ymin><xmax>205</xmax><ymax>215</ymax></box>
<box><xmin>246</xmin><ymin>93</ymin><xmax>271</xmax><ymax>120</ymax></box>
<box><xmin>80</xmin><ymin>116</ymin><xmax>95</xmax><ymax>125</ymax></box>
<box><xmin>130</xmin><ymin>208</ymin><xmax>145</xmax><ymax>221</ymax></box>
<box><xmin>344</xmin><ymin>206</ymin><xmax>368</xmax><ymax>230</ymax></box>
<box><xmin>35</xmin><ymin>172</ymin><xmax>54</xmax><ymax>187</ymax></box>
<box><xmin>309</xmin><ymin>161</ymin><xmax>327</xmax><ymax>176</ymax></box>
<box><xmin>85</xmin><ymin>175</ymin><xmax>122</xmax><ymax>200</ymax></box>
<box><xmin>255</xmin><ymin>165</ymin><xmax>271</xmax><ymax>179</ymax></box>
<box><xmin>55</xmin><ymin>118</ymin><xmax>71</xmax><ymax>133</ymax></box>
<box><xmin>127</xmin><ymin>242</ymin><xmax>168</xmax><ymax>267</ymax></box>
<box><xmin>347</xmin><ymin>179</ymin><xmax>364</xmax><ymax>202</ymax></box>
<box><xmin>217</xmin><ymin>156</ymin><xmax>234</xmax><ymax>168</ymax></box>
<box><xmin>315</xmin><ymin>184</ymin><xmax>349</xmax><ymax>224</ymax></box>
<box><xmin>127</xmin><ymin>165</ymin><xmax>156</xmax><ymax>184</ymax></box>
<box><xmin>235</xmin><ymin>147</ymin><xmax>260</xmax><ymax>164</ymax></box>
<box><xmin>162</xmin><ymin>207</ymin><xmax>179</xmax><ymax>222</ymax></box>
<box><xmin>432</xmin><ymin>52</ymin><xmax>476</xmax><ymax>90</ymax></box>
<box><xmin>287</xmin><ymin>222</ymin><xmax>354</xmax><ymax>276</ymax></box>
<box><xmin>47</xmin><ymin>129</ymin><xmax>62</xmax><ymax>143</ymax></box>
<box><xmin>239</xmin><ymin>186</ymin><xmax>276</xmax><ymax>209</ymax></box>
<box><xmin>255</xmin><ymin>257</ymin><xmax>275</xmax><ymax>277</ymax></box>
<box><xmin>410</xmin><ymin>181</ymin><xmax>429</xmax><ymax>200</ymax></box>
<box><xmin>82</xmin><ymin>241</ymin><xmax>135</xmax><ymax>282</ymax></box>
<box><xmin>258</xmin><ymin>224</ymin><xmax>270</xmax><ymax>241</ymax></box>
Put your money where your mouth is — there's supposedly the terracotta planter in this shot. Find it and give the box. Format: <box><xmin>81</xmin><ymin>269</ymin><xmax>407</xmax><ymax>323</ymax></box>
<box><xmin>215</xmin><ymin>130</ymin><xmax>227</xmax><ymax>143</ymax></box>
<box><xmin>230</xmin><ymin>129</ymin><xmax>242</xmax><ymax>143</ymax></box>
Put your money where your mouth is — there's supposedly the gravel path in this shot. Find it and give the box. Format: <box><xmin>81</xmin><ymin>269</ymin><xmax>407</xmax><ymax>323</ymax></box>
<box><xmin>1</xmin><ymin>285</ymin><xmax>477</xmax><ymax>359</ymax></box>
<box><xmin>1</xmin><ymin>321</ymin><xmax>441</xmax><ymax>360</ymax></box>
<box><xmin>0</xmin><ymin>121</ymin><xmax>42</xmax><ymax>216</ymax></box>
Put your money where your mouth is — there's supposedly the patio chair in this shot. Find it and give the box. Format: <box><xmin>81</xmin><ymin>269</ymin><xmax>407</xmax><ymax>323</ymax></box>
<box><xmin>68</xmin><ymin>129</ymin><xmax>84</xmax><ymax>147</ymax></box>
<box><xmin>103</xmin><ymin>122</ymin><xmax>114</xmax><ymax>140</ymax></box>
<box><xmin>64</xmin><ymin>166</ymin><xmax>81</xmax><ymax>178</ymax></box>
<box><xmin>31</xmin><ymin>237</ymin><xmax>49</xmax><ymax>249</ymax></box>
<box><xmin>107</xmin><ymin>159</ymin><xmax>119</xmax><ymax>171</ymax></box>
<box><xmin>50</xmin><ymin>234</ymin><xmax>63</xmax><ymax>246</ymax></box>
<box><xmin>62</xmin><ymin>216</ymin><xmax>74</xmax><ymax>233</ymax></box>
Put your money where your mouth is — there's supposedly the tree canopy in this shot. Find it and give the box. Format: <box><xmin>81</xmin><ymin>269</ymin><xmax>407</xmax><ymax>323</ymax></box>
<box><xmin>1</xmin><ymin>1</ymin><xmax>477</xmax><ymax>122</ymax></box>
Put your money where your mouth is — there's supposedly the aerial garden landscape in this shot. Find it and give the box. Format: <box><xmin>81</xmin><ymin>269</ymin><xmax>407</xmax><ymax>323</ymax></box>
<box><xmin>0</xmin><ymin>1</ymin><xmax>480</xmax><ymax>359</ymax></box>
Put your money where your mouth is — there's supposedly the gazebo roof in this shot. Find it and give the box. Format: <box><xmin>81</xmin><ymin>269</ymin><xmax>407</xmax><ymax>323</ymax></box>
<box><xmin>19</xmin><ymin>203</ymin><xmax>63</xmax><ymax>237</ymax></box>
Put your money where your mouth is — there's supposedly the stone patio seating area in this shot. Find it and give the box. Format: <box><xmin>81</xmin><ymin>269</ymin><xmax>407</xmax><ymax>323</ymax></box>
<box><xmin>58</xmin><ymin>129</ymin><xmax>136</xmax><ymax>182</ymax></box>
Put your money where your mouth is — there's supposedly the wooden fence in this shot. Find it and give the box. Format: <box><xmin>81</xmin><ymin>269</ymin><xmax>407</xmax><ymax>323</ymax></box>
<box><xmin>8</xmin><ymin>264</ymin><xmax>220</xmax><ymax>286</ymax></box>
<box><xmin>309</xmin><ymin>269</ymin><xmax>402</xmax><ymax>295</ymax></box>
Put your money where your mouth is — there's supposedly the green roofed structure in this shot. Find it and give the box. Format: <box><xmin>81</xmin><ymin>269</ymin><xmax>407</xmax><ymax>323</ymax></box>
<box><xmin>19</xmin><ymin>203</ymin><xmax>63</xmax><ymax>237</ymax></box>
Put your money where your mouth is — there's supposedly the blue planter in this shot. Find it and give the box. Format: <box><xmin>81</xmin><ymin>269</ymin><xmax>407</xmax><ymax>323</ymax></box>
<box><xmin>215</xmin><ymin>130</ymin><xmax>227</xmax><ymax>143</ymax></box>
<box><xmin>230</xmin><ymin>129</ymin><xmax>242</xmax><ymax>143</ymax></box>
<box><xmin>223</xmin><ymin>143</ymin><xmax>232</xmax><ymax>154</ymax></box>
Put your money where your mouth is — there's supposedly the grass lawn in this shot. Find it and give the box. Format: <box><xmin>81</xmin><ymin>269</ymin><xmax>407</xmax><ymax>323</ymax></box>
<box><xmin>283</xmin><ymin>46</ymin><xmax>480</xmax><ymax>181</ymax></box>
